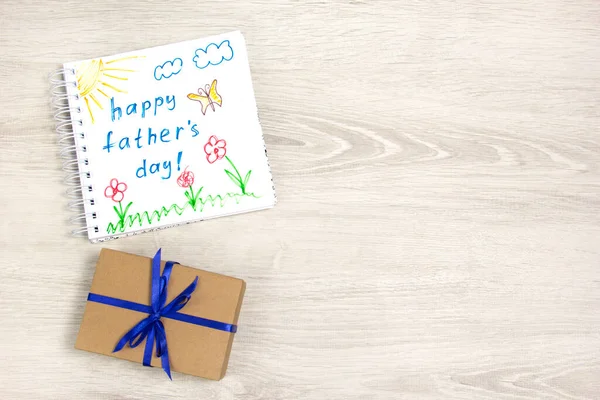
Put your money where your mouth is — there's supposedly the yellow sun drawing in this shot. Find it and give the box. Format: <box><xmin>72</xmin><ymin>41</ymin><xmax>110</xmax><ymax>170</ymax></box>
<box><xmin>75</xmin><ymin>55</ymin><xmax>142</xmax><ymax>123</ymax></box>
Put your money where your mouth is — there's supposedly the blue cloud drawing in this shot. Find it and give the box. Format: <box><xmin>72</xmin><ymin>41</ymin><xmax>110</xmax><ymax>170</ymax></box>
<box><xmin>154</xmin><ymin>58</ymin><xmax>183</xmax><ymax>80</ymax></box>
<box><xmin>193</xmin><ymin>40</ymin><xmax>234</xmax><ymax>70</ymax></box>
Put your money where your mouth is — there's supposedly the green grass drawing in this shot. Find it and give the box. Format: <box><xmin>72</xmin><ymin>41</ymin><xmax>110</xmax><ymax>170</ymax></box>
<box><xmin>106</xmin><ymin>191</ymin><xmax>260</xmax><ymax>234</ymax></box>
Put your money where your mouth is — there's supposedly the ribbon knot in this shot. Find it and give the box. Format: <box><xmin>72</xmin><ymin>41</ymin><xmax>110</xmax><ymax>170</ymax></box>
<box><xmin>112</xmin><ymin>249</ymin><xmax>198</xmax><ymax>380</ymax></box>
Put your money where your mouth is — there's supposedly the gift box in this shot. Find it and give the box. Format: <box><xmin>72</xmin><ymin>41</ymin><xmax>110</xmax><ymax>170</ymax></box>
<box><xmin>75</xmin><ymin>248</ymin><xmax>245</xmax><ymax>380</ymax></box>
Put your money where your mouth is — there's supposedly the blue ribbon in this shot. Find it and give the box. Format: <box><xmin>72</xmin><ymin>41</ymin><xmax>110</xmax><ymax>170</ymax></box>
<box><xmin>87</xmin><ymin>249</ymin><xmax>237</xmax><ymax>379</ymax></box>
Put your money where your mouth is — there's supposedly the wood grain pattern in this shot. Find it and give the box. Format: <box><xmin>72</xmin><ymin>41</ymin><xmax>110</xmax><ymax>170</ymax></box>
<box><xmin>0</xmin><ymin>0</ymin><xmax>599</xmax><ymax>398</ymax></box>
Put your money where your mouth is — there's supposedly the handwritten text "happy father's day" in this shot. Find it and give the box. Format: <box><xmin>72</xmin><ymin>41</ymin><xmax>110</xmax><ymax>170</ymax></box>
<box><xmin>101</xmin><ymin>95</ymin><xmax>201</xmax><ymax>180</ymax></box>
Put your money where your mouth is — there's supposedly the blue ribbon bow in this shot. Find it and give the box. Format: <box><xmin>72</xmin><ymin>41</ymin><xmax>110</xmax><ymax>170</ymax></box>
<box><xmin>87</xmin><ymin>249</ymin><xmax>237</xmax><ymax>379</ymax></box>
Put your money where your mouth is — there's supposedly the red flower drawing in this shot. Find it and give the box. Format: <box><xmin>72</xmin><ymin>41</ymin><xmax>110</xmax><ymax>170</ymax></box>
<box><xmin>104</xmin><ymin>178</ymin><xmax>128</xmax><ymax>202</ymax></box>
<box><xmin>177</xmin><ymin>167</ymin><xmax>195</xmax><ymax>188</ymax></box>
<box><xmin>204</xmin><ymin>135</ymin><xmax>227</xmax><ymax>164</ymax></box>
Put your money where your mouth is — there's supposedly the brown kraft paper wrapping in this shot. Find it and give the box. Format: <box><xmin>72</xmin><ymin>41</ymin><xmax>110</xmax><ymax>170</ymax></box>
<box><xmin>75</xmin><ymin>248</ymin><xmax>246</xmax><ymax>380</ymax></box>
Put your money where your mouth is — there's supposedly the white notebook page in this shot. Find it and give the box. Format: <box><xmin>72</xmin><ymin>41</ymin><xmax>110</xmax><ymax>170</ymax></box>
<box><xmin>63</xmin><ymin>31</ymin><xmax>275</xmax><ymax>242</ymax></box>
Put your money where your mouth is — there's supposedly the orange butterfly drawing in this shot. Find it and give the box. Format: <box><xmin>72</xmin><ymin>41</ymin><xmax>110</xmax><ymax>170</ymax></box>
<box><xmin>187</xmin><ymin>79</ymin><xmax>222</xmax><ymax>115</ymax></box>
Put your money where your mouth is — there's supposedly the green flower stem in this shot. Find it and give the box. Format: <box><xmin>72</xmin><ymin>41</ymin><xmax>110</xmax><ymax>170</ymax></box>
<box><xmin>224</xmin><ymin>156</ymin><xmax>249</xmax><ymax>194</ymax></box>
<box><xmin>188</xmin><ymin>184</ymin><xmax>194</xmax><ymax>206</ymax></box>
<box><xmin>188</xmin><ymin>184</ymin><xmax>196</xmax><ymax>210</ymax></box>
<box><xmin>113</xmin><ymin>201</ymin><xmax>133</xmax><ymax>232</ymax></box>
<box><xmin>225</xmin><ymin>156</ymin><xmax>242</xmax><ymax>180</ymax></box>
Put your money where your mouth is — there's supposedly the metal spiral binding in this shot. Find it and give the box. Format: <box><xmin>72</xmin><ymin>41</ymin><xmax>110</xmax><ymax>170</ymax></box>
<box><xmin>50</xmin><ymin>67</ymin><xmax>99</xmax><ymax>237</ymax></box>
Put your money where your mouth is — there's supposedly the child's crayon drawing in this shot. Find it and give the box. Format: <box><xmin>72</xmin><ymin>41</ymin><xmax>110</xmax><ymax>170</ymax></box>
<box><xmin>104</xmin><ymin>178</ymin><xmax>133</xmax><ymax>230</ymax></box>
<box><xmin>177</xmin><ymin>167</ymin><xmax>202</xmax><ymax>211</ymax></box>
<box><xmin>76</xmin><ymin>56</ymin><xmax>142</xmax><ymax>124</ymax></box>
<box><xmin>204</xmin><ymin>135</ymin><xmax>252</xmax><ymax>194</ymax></box>
<box><xmin>63</xmin><ymin>32</ymin><xmax>275</xmax><ymax>241</ymax></box>
<box><xmin>104</xmin><ymin>135</ymin><xmax>258</xmax><ymax>234</ymax></box>
<box><xmin>154</xmin><ymin>58</ymin><xmax>183</xmax><ymax>80</ymax></box>
<box><xmin>187</xmin><ymin>79</ymin><xmax>222</xmax><ymax>115</ymax></box>
<box><xmin>193</xmin><ymin>40</ymin><xmax>234</xmax><ymax>69</ymax></box>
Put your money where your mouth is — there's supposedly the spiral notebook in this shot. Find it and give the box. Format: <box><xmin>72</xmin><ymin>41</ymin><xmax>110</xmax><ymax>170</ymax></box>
<box><xmin>52</xmin><ymin>31</ymin><xmax>276</xmax><ymax>242</ymax></box>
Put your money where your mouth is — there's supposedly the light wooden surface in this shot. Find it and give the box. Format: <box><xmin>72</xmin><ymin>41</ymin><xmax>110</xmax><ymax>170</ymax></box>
<box><xmin>1</xmin><ymin>1</ymin><xmax>599</xmax><ymax>398</ymax></box>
